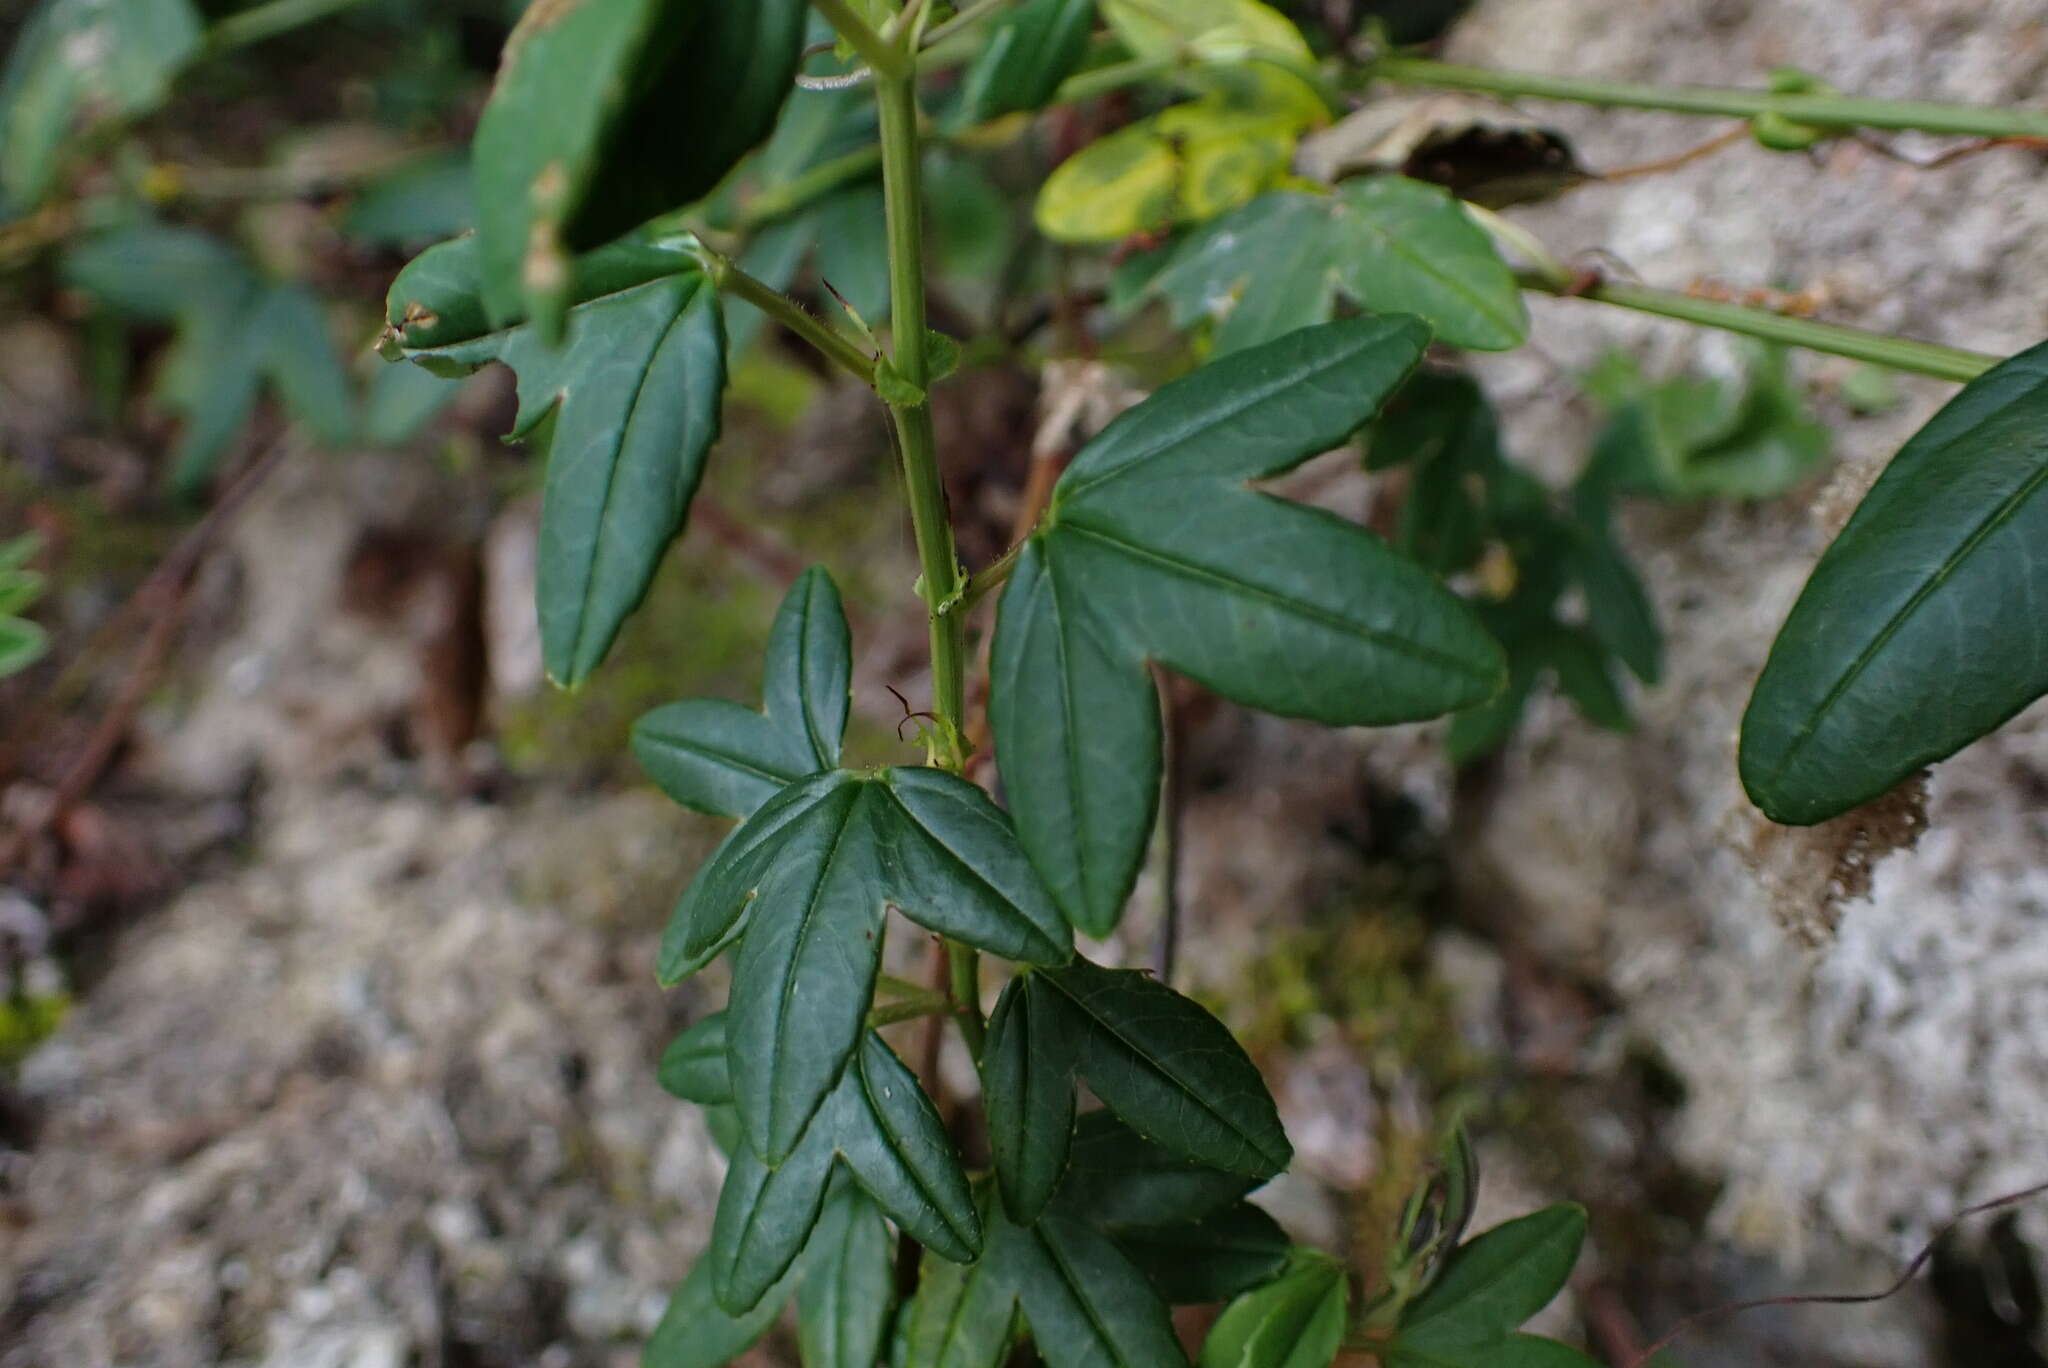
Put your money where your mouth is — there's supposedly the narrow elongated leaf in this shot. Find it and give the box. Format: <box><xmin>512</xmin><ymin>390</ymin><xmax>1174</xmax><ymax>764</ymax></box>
<box><xmin>994</xmin><ymin>318</ymin><xmax>1504</xmax><ymax>935</ymax></box>
<box><xmin>1741</xmin><ymin>339</ymin><xmax>2048</xmax><ymax>823</ymax></box>
<box><xmin>0</xmin><ymin>618</ymin><xmax>48</xmax><ymax>678</ymax></box>
<box><xmin>1387</xmin><ymin>1334</ymin><xmax>1602</xmax><ymax>1368</ymax></box>
<box><xmin>1118</xmin><ymin>1202</ymin><xmax>1291</xmax><ymax>1305</ymax></box>
<box><xmin>1396</xmin><ymin>1205</ymin><xmax>1586</xmax><ymax>1350</ymax></box>
<box><xmin>725</xmin><ymin>776</ymin><xmax>889</xmax><ymax>1160</ymax></box>
<box><xmin>897</xmin><ymin>1234</ymin><xmax>1019</xmax><ymax>1368</ymax></box>
<box><xmin>0</xmin><ymin>0</ymin><xmax>202</xmax><ymax>215</ymax></box>
<box><xmin>645</xmin><ymin>1250</ymin><xmax>798</xmax><ymax>1368</ymax></box>
<box><xmin>634</xmin><ymin>567</ymin><xmax>850</xmax><ymax>818</ymax></box>
<box><xmin>953</xmin><ymin>0</ymin><xmax>1096</xmax><ymax>126</ymax></box>
<box><xmin>1043</xmin><ymin>958</ymin><xmax>1291</xmax><ymax>1179</ymax></box>
<box><xmin>667</xmin><ymin>768</ymin><xmax>1071</xmax><ymax>1157</ymax></box>
<box><xmin>898</xmin><ymin>1181</ymin><xmax>1186</xmax><ymax>1368</ymax></box>
<box><xmin>797</xmin><ymin>1186</ymin><xmax>895</xmax><ymax>1368</ymax></box>
<box><xmin>710</xmin><ymin>1034</ymin><xmax>980</xmax><ymax>1310</ymax></box>
<box><xmin>1005</xmin><ymin>1210</ymin><xmax>1190</xmax><ymax>1368</ymax></box>
<box><xmin>1197</xmin><ymin>1250</ymin><xmax>1347</xmax><ymax>1368</ymax></box>
<box><xmin>984</xmin><ymin>973</ymin><xmax>1076</xmax><ymax>1222</ymax></box>
<box><xmin>471</xmin><ymin>0</ymin><xmax>804</xmax><ymax>327</ymax></box>
<box><xmin>657</xmin><ymin>1012</ymin><xmax>732</xmax><ymax>1104</ymax></box>
<box><xmin>382</xmin><ymin>233</ymin><xmax>724</xmax><ymax>686</ymax></box>
<box><xmin>1149</xmin><ymin>180</ymin><xmax>1528</xmax><ymax>354</ymax></box>
<box><xmin>522</xmin><ymin>277</ymin><xmax>725</xmax><ymax>685</ymax></box>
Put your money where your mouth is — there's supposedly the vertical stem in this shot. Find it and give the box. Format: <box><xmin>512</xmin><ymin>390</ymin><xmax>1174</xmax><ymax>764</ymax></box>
<box><xmin>872</xmin><ymin>61</ymin><xmax>987</xmax><ymax>1059</ymax></box>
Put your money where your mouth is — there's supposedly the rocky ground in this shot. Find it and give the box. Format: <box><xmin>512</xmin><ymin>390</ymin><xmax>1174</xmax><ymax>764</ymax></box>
<box><xmin>5</xmin><ymin>1</ymin><xmax>2048</xmax><ymax>1365</ymax></box>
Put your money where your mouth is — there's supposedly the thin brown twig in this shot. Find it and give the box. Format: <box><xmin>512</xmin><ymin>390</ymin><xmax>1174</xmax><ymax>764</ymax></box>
<box><xmin>0</xmin><ymin>440</ymin><xmax>295</xmax><ymax>876</ymax></box>
<box><xmin>1622</xmin><ymin>1177</ymin><xmax>2048</xmax><ymax>1368</ymax></box>
<box><xmin>1855</xmin><ymin>132</ymin><xmax>2048</xmax><ymax>169</ymax></box>
<box><xmin>1597</xmin><ymin>125</ymin><xmax>1749</xmax><ymax>181</ymax></box>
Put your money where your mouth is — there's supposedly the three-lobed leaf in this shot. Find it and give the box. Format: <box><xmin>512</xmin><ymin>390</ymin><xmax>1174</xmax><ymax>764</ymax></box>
<box><xmin>668</xmin><ymin>766</ymin><xmax>1070</xmax><ymax>1161</ymax></box>
<box><xmin>634</xmin><ymin>567</ymin><xmax>850</xmax><ymax>819</ymax></box>
<box><xmin>709</xmin><ymin>1032</ymin><xmax>978</xmax><ymax>1310</ymax></box>
<box><xmin>992</xmin><ymin>319</ymin><xmax>1506</xmax><ymax>934</ymax></box>
<box><xmin>1149</xmin><ymin>180</ymin><xmax>1529</xmax><ymax>355</ymax></box>
<box><xmin>1741</xmin><ymin>338</ymin><xmax>2048</xmax><ymax>823</ymax></box>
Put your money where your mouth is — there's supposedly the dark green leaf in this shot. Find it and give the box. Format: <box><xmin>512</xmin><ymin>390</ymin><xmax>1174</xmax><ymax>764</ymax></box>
<box><xmin>1570</xmin><ymin>527</ymin><xmax>1661</xmax><ymax>685</ymax></box>
<box><xmin>1003</xmin><ymin>1209</ymin><xmax>1190</xmax><ymax>1368</ymax></box>
<box><xmin>1387</xmin><ymin>1334</ymin><xmax>1602</xmax><ymax>1368</ymax></box>
<box><xmin>1197</xmin><ymin>1250</ymin><xmax>1347</xmax><ymax>1367</ymax></box>
<box><xmin>471</xmin><ymin>0</ymin><xmax>804</xmax><ymax>328</ymax></box>
<box><xmin>658</xmin><ymin>1012</ymin><xmax>732</xmax><ymax>1104</ymax></box>
<box><xmin>386</xmin><ymin>234</ymin><xmax>723</xmax><ymax>685</ymax></box>
<box><xmin>994</xmin><ymin>317</ymin><xmax>1504</xmax><ymax>935</ymax></box>
<box><xmin>1582</xmin><ymin>347</ymin><xmax>1826</xmax><ymax>503</ymax></box>
<box><xmin>952</xmin><ymin>0</ymin><xmax>1096</xmax><ymax>126</ymax></box>
<box><xmin>984</xmin><ymin>973</ymin><xmax>1076</xmax><ymax>1223</ymax></box>
<box><xmin>897</xmin><ymin>1183</ymin><xmax>1186</xmax><ymax>1368</ymax></box>
<box><xmin>524</xmin><ymin>276</ymin><xmax>723</xmax><ymax>685</ymax></box>
<box><xmin>1118</xmin><ymin>1202</ymin><xmax>1291</xmax><ymax>1305</ymax></box>
<box><xmin>798</xmin><ymin>1186</ymin><xmax>896</xmax><ymax>1368</ymax></box>
<box><xmin>1397</xmin><ymin>1205</ymin><xmax>1586</xmax><ymax>1350</ymax></box>
<box><xmin>700</xmin><ymin>768</ymin><xmax>1070</xmax><ymax>1159</ymax></box>
<box><xmin>1538</xmin><ymin>629</ymin><xmax>1629</xmax><ymax>731</ymax></box>
<box><xmin>1148</xmin><ymin>180</ymin><xmax>1528</xmax><ymax>355</ymax></box>
<box><xmin>634</xmin><ymin>567</ymin><xmax>850</xmax><ymax>818</ymax></box>
<box><xmin>0</xmin><ymin>0</ymin><xmax>202</xmax><ymax>215</ymax></box>
<box><xmin>1740</xmin><ymin>339</ymin><xmax>2048</xmax><ymax>823</ymax></box>
<box><xmin>896</xmin><ymin>1233</ymin><xmax>1019</xmax><ymax>1368</ymax></box>
<box><xmin>644</xmin><ymin>1250</ymin><xmax>796</xmax><ymax>1368</ymax></box>
<box><xmin>709</xmin><ymin>1033</ymin><xmax>980</xmax><ymax>1310</ymax></box>
<box><xmin>1055</xmin><ymin>1108</ymin><xmax>1260</xmax><ymax>1230</ymax></box>
<box><xmin>60</xmin><ymin>222</ymin><xmax>246</xmax><ymax>321</ymax></box>
<box><xmin>1042</xmin><ymin>958</ymin><xmax>1291</xmax><ymax>1179</ymax></box>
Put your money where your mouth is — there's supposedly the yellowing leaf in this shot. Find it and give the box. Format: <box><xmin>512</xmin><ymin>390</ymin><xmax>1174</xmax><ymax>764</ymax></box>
<box><xmin>1034</xmin><ymin>100</ymin><xmax>1299</xmax><ymax>244</ymax></box>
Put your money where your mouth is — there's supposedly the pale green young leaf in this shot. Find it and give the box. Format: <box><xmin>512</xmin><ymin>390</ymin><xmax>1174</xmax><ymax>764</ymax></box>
<box><xmin>1396</xmin><ymin>1205</ymin><xmax>1587</xmax><ymax>1350</ymax></box>
<box><xmin>1197</xmin><ymin>1250</ymin><xmax>1347</xmax><ymax>1368</ymax></box>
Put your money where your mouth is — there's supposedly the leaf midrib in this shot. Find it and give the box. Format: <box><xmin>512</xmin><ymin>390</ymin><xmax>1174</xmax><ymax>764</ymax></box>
<box><xmin>1041</xmin><ymin>970</ymin><xmax>1278</xmax><ymax>1174</ymax></box>
<box><xmin>1753</xmin><ymin>413</ymin><xmax>2048</xmax><ymax>794</ymax></box>
<box><xmin>1058</xmin><ymin>515</ymin><xmax>1495</xmax><ymax>687</ymax></box>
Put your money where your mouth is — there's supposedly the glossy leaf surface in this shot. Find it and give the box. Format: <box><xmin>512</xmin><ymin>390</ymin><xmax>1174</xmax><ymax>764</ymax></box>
<box><xmin>1197</xmin><ymin>1250</ymin><xmax>1347</xmax><ymax>1368</ymax></box>
<box><xmin>1396</xmin><ymin>1205</ymin><xmax>1586</xmax><ymax>1350</ymax></box>
<box><xmin>1042</xmin><ymin>959</ymin><xmax>1291</xmax><ymax>1179</ymax></box>
<box><xmin>381</xmin><ymin>234</ymin><xmax>723</xmax><ymax>686</ymax></box>
<box><xmin>992</xmin><ymin>319</ymin><xmax>1504</xmax><ymax>933</ymax></box>
<box><xmin>983</xmin><ymin>973</ymin><xmax>1077</xmax><ymax>1222</ymax></box>
<box><xmin>797</xmin><ymin>1186</ymin><xmax>896</xmax><ymax>1368</ymax></box>
<box><xmin>670</xmin><ymin>767</ymin><xmax>1069</xmax><ymax>1159</ymax></box>
<box><xmin>898</xmin><ymin>1186</ymin><xmax>1188</xmax><ymax>1368</ymax></box>
<box><xmin>1150</xmin><ymin>180</ymin><xmax>1528</xmax><ymax>354</ymax></box>
<box><xmin>634</xmin><ymin>568</ymin><xmax>849</xmax><ymax>819</ymax></box>
<box><xmin>471</xmin><ymin>0</ymin><xmax>803</xmax><ymax>328</ymax></box>
<box><xmin>710</xmin><ymin>1033</ymin><xmax>978</xmax><ymax>1310</ymax></box>
<box><xmin>1741</xmin><ymin>338</ymin><xmax>2048</xmax><ymax>823</ymax></box>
